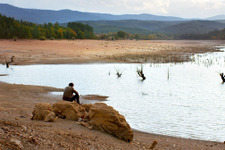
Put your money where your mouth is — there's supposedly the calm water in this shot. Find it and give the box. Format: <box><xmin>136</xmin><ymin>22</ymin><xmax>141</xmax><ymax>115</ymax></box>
<box><xmin>1</xmin><ymin>47</ymin><xmax>225</xmax><ymax>142</ymax></box>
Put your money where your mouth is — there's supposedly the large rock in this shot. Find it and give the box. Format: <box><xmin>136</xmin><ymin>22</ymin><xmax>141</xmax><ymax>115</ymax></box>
<box><xmin>84</xmin><ymin>103</ymin><xmax>133</xmax><ymax>142</ymax></box>
<box><xmin>53</xmin><ymin>101</ymin><xmax>86</xmax><ymax>121</ymax></box>
<box><xmin>32</xmin><ymin>103</ymin><xmax>57</xmax><ymax>122</ymax></box>
<box><xmin>32</xmin><ymin>101</ymin><xmax>133</xmax><ymax>142</ymax></box>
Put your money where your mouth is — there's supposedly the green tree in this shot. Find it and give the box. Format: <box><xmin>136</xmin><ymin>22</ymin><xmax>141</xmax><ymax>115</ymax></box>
<box><xmin>117</xmin><ymin>31</ymin><xmax>127</xmax><ymax>39</ymax></box>
<box><xmin>67</xmin><ymin>22</ymin><xmax>94</xmax><ymax>39</ymax></box>
<box><xmin>77</xmin><ymin>30</ymin><xmax>85</xmax><ymax>39</ymax></box>
<box><xmin>56</xmin><ymin>28</ymin><xmax>64</xmax><ymax>39</ymax></box>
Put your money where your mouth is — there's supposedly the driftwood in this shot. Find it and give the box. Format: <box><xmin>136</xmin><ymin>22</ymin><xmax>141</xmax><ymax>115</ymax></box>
<box><xmin>150</xmin><ymin>140</ymin><xmax>158</xmax><ymax>149</ymax></box>
<box><xmin>5</xmin><ymin>56</ymin><xmax>14</xmax><ymax>68</ymax></box>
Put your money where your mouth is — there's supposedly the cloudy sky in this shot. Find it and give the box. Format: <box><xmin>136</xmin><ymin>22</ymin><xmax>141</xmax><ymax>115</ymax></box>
<box><xmin>1</xmin><ymin>0</ymin><xmax>225</xmax><ymax>18</ymax></box>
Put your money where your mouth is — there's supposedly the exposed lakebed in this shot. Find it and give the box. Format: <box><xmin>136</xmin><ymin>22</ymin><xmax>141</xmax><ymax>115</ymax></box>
<box><xmin>1</xmin><ymin>47</ymin><xmax>225</xmax><ymax>142</ymax></box>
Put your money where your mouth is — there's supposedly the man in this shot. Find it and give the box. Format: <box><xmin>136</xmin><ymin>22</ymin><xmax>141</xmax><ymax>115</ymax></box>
<box><xmin>62</xmin><ymin>83</ymin><xmax>80</xmax><ymax>104</ymax></box>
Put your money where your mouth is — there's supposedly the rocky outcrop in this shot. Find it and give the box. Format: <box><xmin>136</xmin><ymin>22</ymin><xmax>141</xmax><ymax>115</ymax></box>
<box><xmin>32</xmin><ymin>101</ymin><xmax>133</xmax><ymax>142</ymax></box>
<box><xmin>32</xmin><ymin>103</ymin><xmax>57</xmax><ymax>122</ymax></box>
<box><xmin>52</xmin><ymin>101</ymin><xmax>86</xmax><ymax>121</ymax></box>
<box><xmin>83</xmin><ymin>103</ymin><xmax>133</xmax><ymax>142</ymax></box>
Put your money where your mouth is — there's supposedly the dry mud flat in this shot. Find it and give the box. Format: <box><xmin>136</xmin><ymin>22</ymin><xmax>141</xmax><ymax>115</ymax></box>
<box><xmin>1</xmin><ymin>40</ymin><xmax>225</xmax><ymax>149</ymax></box>
<box><xmin>0</xmin><ymin>39</ymin><xmax>224</xmax><ymax>65</ymax></box>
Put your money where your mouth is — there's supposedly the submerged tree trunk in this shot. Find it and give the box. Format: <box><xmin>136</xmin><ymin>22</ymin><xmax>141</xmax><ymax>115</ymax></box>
<box><xmin>137</xmin><ymin>65</ymin><xmax>146</xmax><ymax>81</ymax></box>
<box><xmin>5</xmin><ymin>56</ymin><xmax>14</xmax><ymax>68</ymax></box>
<box><xmin>220</xmin><ymin>73</ymin><xmax>225</xmax><ymax>83</ymax></box>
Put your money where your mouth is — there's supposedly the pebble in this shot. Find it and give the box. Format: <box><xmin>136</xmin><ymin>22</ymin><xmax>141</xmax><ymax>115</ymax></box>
<box><xmin>21</xmin><ymin>125</ymin><xmax>27</xmax><ymax>132</ymax></box>
<box><xmin>0</xmin><ymin>128</ymin><xmax>4</xmax><ymax>134</ymax></box>
<box><xmin>10</xmin><ymin>138</ymin><xmax>24</xmax><ymax>150</ymax></box>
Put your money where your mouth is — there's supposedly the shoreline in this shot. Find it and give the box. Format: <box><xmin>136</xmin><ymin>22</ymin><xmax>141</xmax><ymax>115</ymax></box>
<box><xmin>0</xmin><ymin>82</ymin><xmax>224</xmax><ymax>150</ymax></box>
<box><xmin>0</xmin><ymin>78</ymin><xmax>223</xmax><ymax>143</ymax></box>
<box><xmin>1</xmin><ymin>39</ymin><xmax>225</xmax><ymax>149</ymax></box>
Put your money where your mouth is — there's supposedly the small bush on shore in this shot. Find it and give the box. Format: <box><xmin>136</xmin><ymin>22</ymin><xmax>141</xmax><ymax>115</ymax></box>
<box><xmin>39</xmin><ymin>36</ymin><xmax>46</xmax><ymax>40</ymax></box>
<box><xmin>13</xmin><ymin>36</ymin><xmax>18</xmax><ymax>41</ymax></box>
<box><xmin>50</xmin><ymin>37</ymin><xmax>55</xmax><ymax>40</ymax></box>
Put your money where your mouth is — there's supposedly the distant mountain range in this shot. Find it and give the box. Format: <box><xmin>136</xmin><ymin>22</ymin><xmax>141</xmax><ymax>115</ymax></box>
<box><xmin>0</xmin><ymin>3</ymin><xmax>189</xmax><ymax>23</ymax></box>
<box><xmin>1</xmin><ymin>3</ymin><xmax>225</xmax><ymax>35</ymax></box>
<box><xmin>207</xmin><ymin>15</ymin><xmax>225</xmax><ymax>20</ymax></box>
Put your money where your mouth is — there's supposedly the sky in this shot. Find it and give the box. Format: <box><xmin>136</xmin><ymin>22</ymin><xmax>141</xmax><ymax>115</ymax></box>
<box><xmin>1</xmin><ymin>0</ymin><xmax>225</xmax><ymax>18</ymax></box>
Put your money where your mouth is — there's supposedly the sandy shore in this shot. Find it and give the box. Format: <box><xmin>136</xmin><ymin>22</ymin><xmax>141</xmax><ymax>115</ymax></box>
<box><xmin>1</xmin><ymin>39</ymin><xmax>225</xmax><ymax>149</ymax></box>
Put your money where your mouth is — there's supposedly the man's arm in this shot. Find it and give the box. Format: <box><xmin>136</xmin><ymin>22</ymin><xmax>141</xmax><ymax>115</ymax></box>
<box><xmin>73</xmin><ymin>89</ymin><xmax>79</xmax><ymax>95</ymax></box>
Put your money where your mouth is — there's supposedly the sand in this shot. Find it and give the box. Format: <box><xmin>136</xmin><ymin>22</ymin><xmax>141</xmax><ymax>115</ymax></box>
<box><xmin>0</xmin><ymin>39</ymin><xmax>225</xmax><ymax>149</ymax></box>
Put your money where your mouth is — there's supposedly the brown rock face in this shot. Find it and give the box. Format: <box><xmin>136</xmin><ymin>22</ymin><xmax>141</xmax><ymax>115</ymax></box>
<box><xmin>86</xmin><ymin>103</ymin><xmax>133</xmax><ymax>142</ymax></box>
<box><xmin>32</xmin><ymin>103</ymin><xmax>56</xmax><ymax>122</ymax></box>
<box><xmin>52</xmin><ymin>101</ymin><xmax>86</xmax><ymax>121</ymax></box>
<box><xmin>32</xmin><ymin>102</ymin><xmax>133</xmax><ymax>142</ymax></box>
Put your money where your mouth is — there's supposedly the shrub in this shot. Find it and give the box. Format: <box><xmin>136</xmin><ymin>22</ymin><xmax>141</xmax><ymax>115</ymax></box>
<box><xmin>39</xmin><ymin>36</ymin><xmax>46</xmax><ymax>40</ymax></box>
<box><xmin>50</xmin><ymin>37</ymin><xmax>55</xmax><ymax>40</ymax></box>
<box><xmin>13</xmin><ymin>36</ymin><xmax>18</xmax><ymax>41</ymax></box>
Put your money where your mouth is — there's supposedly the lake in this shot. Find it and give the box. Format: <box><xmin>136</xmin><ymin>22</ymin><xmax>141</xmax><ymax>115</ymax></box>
<box><xmin>1</xmin><ymin>47</ymin><xmax>225</xmax><ymax>142</ymax></box>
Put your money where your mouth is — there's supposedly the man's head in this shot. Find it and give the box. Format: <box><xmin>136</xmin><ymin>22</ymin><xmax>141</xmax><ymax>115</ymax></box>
<box><xmin>69</xmin><ymin>83</ymin><xmax>74</xmax><ymax>87</ymax></box>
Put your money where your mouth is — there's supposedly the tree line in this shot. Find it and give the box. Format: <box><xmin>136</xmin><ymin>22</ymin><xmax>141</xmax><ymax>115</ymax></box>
<box><xmin>166</xmin><ymin>29</ymin><xmax>225</xmax><ymax>40</ymax></box>
<box><xmin>97</xmin><ymin>29</ymin><xmax>225</xmax><ymax>40</ymax></box>
<box><xmin>97</xmin><ymin>28</ymin><xmax>225</xmax><ymax>40</ymax></box>
<box><xmin>0</xmin><ymin>14</ymin><xmax>95</xmax><ymax>39</ymax></box>
<box><xmin>97</xmin><ymin>31</ymin><xmax>173</xmax><ymax>40</ymax></box>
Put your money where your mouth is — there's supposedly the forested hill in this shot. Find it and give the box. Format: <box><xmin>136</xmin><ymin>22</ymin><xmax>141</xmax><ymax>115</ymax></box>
<box><xmin>157</xmin><ymin>20</ymin><xmax>225</xmax><ymax>34</ymax></box>
<box><xmin>0</xmin><ymin>14</ymin><xmax>94</xmax><ymax>39</ymax></box>
<box><xmin>79</xmin><ymin>20</ymin><xmax>225</xmax><ymax>35</ymax></box>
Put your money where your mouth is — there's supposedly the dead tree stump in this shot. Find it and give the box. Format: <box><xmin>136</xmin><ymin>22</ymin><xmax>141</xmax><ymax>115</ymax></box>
<box><xmin>6</xmin><ymin>56</ymin><xmax>14</xmax><ymax>68</ymax></box>
<box><xmin>220</xmin><ymin>73</ymin><xmax>225</xmax><ymax>83</ymax></box>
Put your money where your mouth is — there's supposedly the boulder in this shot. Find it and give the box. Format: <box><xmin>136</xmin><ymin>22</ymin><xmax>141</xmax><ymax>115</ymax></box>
<box><xmin>44</xmin><ymin>112</ymin><xmax>57</xmax><ymax>122</ymax></box>
<box><xmin>81</xmin><ymin>104</ymin><xmax>93</xmax><ymax>112</ymax></box>
<box><xmin>86</xmin><ymin>103</ymin><xmax>133</xmax><ymax>142</ymax></box>
<box><xmin>32</xmin><ymin>103</ymin><xmax>57</xmax><ymax>122</ymax></box>
<box><xmin>53</xmin><ymin>101</ymin><xmax>86</xmax><ymax>121</ymax></box>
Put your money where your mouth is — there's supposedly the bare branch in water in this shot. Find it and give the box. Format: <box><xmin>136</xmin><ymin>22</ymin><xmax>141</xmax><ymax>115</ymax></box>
<box><xmin>220</xmin><ymin>72</ymin><xmax>225</xmax><ymax>83</ymax></box>
<box><xmin>114</xmin><ymin>68</ymin><xmax>125</xmax><ymax>78</ymax></box>
<box><xmin>137</xmin><ymin>65</ymin><xmax>146</xmax><ymax>81</ymax></box>
<box><xmin>167</xmin><ymin>68</ymin><xmax>170</xmax><ymax>80</ymax></box>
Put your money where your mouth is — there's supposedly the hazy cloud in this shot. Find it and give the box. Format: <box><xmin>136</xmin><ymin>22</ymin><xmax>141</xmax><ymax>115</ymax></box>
<box><xmin>1</xmin><ymin>0</ymin><xmax>225</xmax><ymax>18</ymax></box>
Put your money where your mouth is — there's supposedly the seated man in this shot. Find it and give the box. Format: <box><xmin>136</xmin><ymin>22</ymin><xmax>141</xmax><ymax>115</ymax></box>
<box><xmin>62</xmin><ymin>83</ymin><xmax>80</xmax><ymax>104</ymax></box>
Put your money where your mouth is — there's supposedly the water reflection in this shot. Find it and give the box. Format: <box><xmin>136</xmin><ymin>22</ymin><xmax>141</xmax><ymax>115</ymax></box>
<box><xmin>1</xmin><ymin>47</ymin><xmax>225</xmax><ymax>142</ymax></box>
